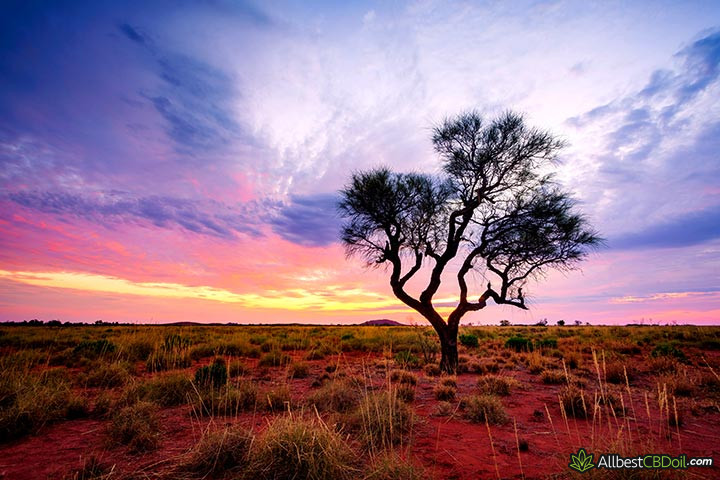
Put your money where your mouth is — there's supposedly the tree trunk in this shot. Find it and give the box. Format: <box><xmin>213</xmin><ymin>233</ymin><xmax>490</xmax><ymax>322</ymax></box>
<box><xmin>438</xmin><ymin>328</ymin><xmax>458</xmax><ymax>374</ymax></box>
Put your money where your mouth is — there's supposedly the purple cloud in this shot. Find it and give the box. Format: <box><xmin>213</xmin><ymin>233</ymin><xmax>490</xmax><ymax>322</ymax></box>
<box><xmin>7</xmin><ymin>191</ymin><xmax>265</xmax><ymax>239</ymax></box>
<box><xmin>269</xmin><ymin>193</ymin><xmax>341</xmax><ymax>247</ymax></box>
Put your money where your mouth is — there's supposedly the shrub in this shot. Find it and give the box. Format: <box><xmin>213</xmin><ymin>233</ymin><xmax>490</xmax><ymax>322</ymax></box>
<box><xmin>108</xmin><ymin>401</ymin><xmax>159</xmax><ymax>452</ymax></box>
<box><xmin>247</xmin><ymin>415</ymin><xmax>357</xmax><ymax>480</ymax></box>
<box><xmin>0</xmin><ymin>367</ymin><xmax>75</xmax><ymax>442</ymax></box>
<box><xmin>540</xmin><ymin>369</ymin><xmax>565</xmax><ymax>385</ymax></box>
<box><xmin>439</xmin><ymin>376</ymin><xmax>457</xmax><ymax>388</ymax></box>
<box><xmin>390</xmin><ymin>370</ymin><xmax>417</xmax><ymax>385</ymax></box>
<box><xmin>536</xmin><ymin>337</ymin><xmax>558</xmax><ymax>349</ymax></box>
<box><xmin>189</xmin><ymin>344</ymin><xmax>216</xmax><ymax>361</ymax></box>
<box><xmin>433</xmin><ymin>384</ymin><xmax>456</xmax><ymax>401</ymax></box>
<box><xmin>181</xmin><ymin>426</ymin><xmax>254</xmax><ymax>477</ymax></box>
<box><xmin>605</xmin><ymin>362</ymin><xmax>630</xmax><ymax>384</ymax></box>
<box><xmin>146</xmin><ymin>344</ymin><xmax>191</xmax><ymax>372</ymax></box>
<box><xmin>264</xmin><ymin>385</ymin><xmax>292</xmax><ymax>412</ymax></box>
<box><xmin>308</xmin><ymin>377</ymin><xmax>362</xmax><ymax>413</ymax></box>
<box><xmin>476</xmin><ymin>375</ymin><xmax>516</xmax><ymax>396</ymax></box>
<box><xmin>423</xmin><ymin>364</ymin><xmax>441</xmax><ymax>377</ymax></box>
<box><xmin>229</xmin><ymin>360</ymin><xmax>248</xmax><ymax>377</ymax></box>
<box><xmin>73</xmin><ymin>340</ymin><xmax>116</xmax><ymax>358</ymax></box>
<box><xmin>461</xmin><ymin>395</ymin><xmax>507</xmax><ymax>424</ymax></box>
<box><xmin>505</xmin><ymin>337</ymin><xmax>533</xmax><ymax>352</ymax></box>
<box><xmin>357</xmin><ymin>390</ymin><xmax>413</xmax><ymax>450</ymax></box>
<box><xmin>83</xmin><ymin>362</ymin><xmax>131</xmax><ymax>388</ymax></box>
<box><xmin>194</xmin><ymin>383</ymin><xmax>258</xmax><ymax>416</ymax></box>
<box><xmin>396</xmin><ymin>383</ymin><xmax>415</xmax><ymax>403</ymax></box>
<box><xmin>659</xmin><ymin>372</ymin><xmax>695</xmax><ymax>397</ymax></box>
<box><xmin>195</xmin><ymin>358</ymin><xmax>228</xmax><ymax>389</ymax></box>
<box><xmin>134</xmin><ymin>373</ymin><xmax>194</xmax><ymax>407</ymax></box>
<box><xmin>393</xmin><ymin>351</ymin><xmax>419</xmax><ymax>369</ymax></box>
<box><xmin>289</xmin><ymin>362</ymin><xmax>310</xmax><ymax>379</ymax></box>
<box><xmin>258</xmin><ymin>350</ymin><xmax>291</xmax><ymax>368</ymax></box>
<box><xmin>459</xmin><ymin>334</ymin><xmax>479</xmax><ymax>348</ymax></box>
<box><xmin>66</xmin><ymin>394</ymin><xmax>90</xmax><ymax>419</ymax></box>
<box><xmin>123</xmin><ymin>339</ymin><xmax>154</xmax><ymax>362</ymax></box>
<box><xmin>559</xmin><ymin>385</ymin><xmax>589</xmax><ymax>418</ymax></box>
<box><xmin>651</xmin><ymin>343</ymin><xmax>686</xmax><ymax>361</ymax></box>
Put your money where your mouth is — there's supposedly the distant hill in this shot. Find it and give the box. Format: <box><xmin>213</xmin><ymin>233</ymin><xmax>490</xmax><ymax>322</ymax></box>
<box><xmin>359</xmin><ymin>319</ymin><xmax>404</xmax><ymax>326</ymax></box>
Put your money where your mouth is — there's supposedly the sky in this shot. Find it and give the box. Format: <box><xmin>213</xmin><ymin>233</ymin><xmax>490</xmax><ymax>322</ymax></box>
<box><xmin>1</xmin><ymin>0</ymin><xmax>719</xmax><ymax>325</ymax></box>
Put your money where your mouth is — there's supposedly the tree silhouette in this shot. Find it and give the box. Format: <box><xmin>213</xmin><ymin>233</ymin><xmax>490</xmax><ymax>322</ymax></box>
<box><xmin>338</xmin><ymin>111</ymin><xmax>602</xmax><ymax>373</ymax></box>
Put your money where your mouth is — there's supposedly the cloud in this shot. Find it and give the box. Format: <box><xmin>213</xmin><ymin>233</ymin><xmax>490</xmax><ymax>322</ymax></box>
<box><xmin>562</xmin><ymin>30</ymin><xmax>720</xmax><ymax>240</ymax></box>
<box><xmin>117</xmin><ymin>23</ymin><xmax>249</xmax><ymax>156</ymax></box>
<box><xmin>118</xmin><ymin>23</ymin><xmax>148</xmax><ymax>45</ymax></box>
<box><xmin>7</xmin><ymin>191</ymin><xmax>265</xmax><ymax>239</ymax></box>
<box><xmin>611</xmin><ymin>204</ymin><xmax>720</xmax><ymax>249</ymax></box>
<box><xmin>269</xmin><ymin>193</ymin><xmax>340</xmax><ymax>247</ymax></box>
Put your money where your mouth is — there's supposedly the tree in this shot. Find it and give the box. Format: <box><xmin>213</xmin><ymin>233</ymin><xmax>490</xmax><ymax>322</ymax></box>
<box><xmin>338</xmin><ymin>111</ymin><xmax>601</xmax><ymax>373</ymax></box>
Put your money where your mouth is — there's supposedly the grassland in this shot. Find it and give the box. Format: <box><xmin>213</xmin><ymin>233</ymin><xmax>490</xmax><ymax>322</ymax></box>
<box><xmin>0</xmin><ymin>323</ymin><xmax>719</xmax><ymax>479</ymax></box>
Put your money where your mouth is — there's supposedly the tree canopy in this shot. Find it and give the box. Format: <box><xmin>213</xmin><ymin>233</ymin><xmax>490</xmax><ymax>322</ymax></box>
<box><xmin>338</xmin><ymin>110</ymin><xmax>602</xmax><ymax>371</ymax></box>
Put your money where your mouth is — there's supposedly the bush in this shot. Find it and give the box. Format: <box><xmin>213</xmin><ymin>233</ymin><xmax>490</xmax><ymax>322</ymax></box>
<box><xmin>605</xmin><ymin>362</ymin><xmax>630</xmax><ymax>384</ymax></box>
<box><xmin>396</xmin><ymin>383</ymin><xmax>415</xmax><ymax>403</ymax></box>
<box><xmin>459</xmin><ymin>334</ymin><xmax>479</xmax><ymax>348</ymax></box>
<box><xmin>194</xmin><ymin>358</ymin><xmax>228</xmax><ymax>389</ymax></box>
<box><xmin>181</xmin><ymin>426</ymin><xmax>254</xmax><ymax>477</ymax></box>
<box><xmin>540</xmin><ymin>369</ymin><xmax>565</xmax><ymax>385</ymax></box>
<box><xmin>247</xmin><ymin>415</ymin><xmax>357</xmax><ymax>480</ymax></box>
<box><xmin>83</xmin><ymin>362</ymin><xmax>131</xmax><ymax>388</ymax></box>
<box><xmin>108</xmin><ymin>401</ymin><xmax>159</xmax><ymax>452</ymax></box>
<box><xmin>0</xmin><ymin>367</ymin><xmax>76</xmax><ymax>442</ymax></box>
<box><xmin>390</xmin><ymin>370</ymin><xmax>417</xmax><ymax>385</ymax></box>
<box><xmin>357</xmin><ymin>390</ymin><xmax>413</xmax><ymax>450</ymax></box>
<box><xmin>130</xmin><ymin>373</ymin><xmax>194</xmax><ymax>407</ymax></box>
<box><xmin>505</xmin><ymin>337</ymin><xmax>533</xmax><ymax>352</ymax></box>
<box><xmin>229</xmin><ymin>360</ymin><xmax>248</xmax><ymax>377</ymax></box>
<box><xmin>535</xmin><ymin>337</ymin><xmax>558</xmax><ymax>349</ymax></box>
<box><xmin>289</xmin><ymin>362</ymin><xmax>310</xmax><ymax>379</ymax></box>
<box><xmin>651</xmin><ymin>343</ymin><xmax>686</xmax><ymax>361</ymax></box>
<box><xmin>423</xmin><ymin>364</ymin><xmax>441</xmax><ymax>377</ymax></box>
<box><xmin>193</xmin><ymin>382</ymin><xmax>258</xmax><ymax>416</ymax></box>
<box><xmin>308</xmin><ymin>377</ymin><xmax>362</xmax><ymax>413</ymax></box>
<box><xmin>433</xmin><ymin>383</ymin><xmax>456</xmax><ymax>401</ymax></box>
<box><xmin>264</xmin><ymin>385</ymin><xmax>292</xmax><ymax>412</ymax></box>
<box><xmin>476</xmin><ymin>375</ymin><xmax>516</xmax><ymax>396</ymax></box>
<box><xmin>73</xmin><ymin>340</ymin><xmax>116</xmax><ymax>358</ymax></box>
<box><xmin>559</xmin><ymin>385</ymin><xmax>589</xmax><ymax>418</ymax></box>
<box><xmin>461</xmin><ymin>395</ymin><xmax>507</xmax><ymax>424</ymax></box>
<box><xmin>393</xmin><ymin>351</ymin><xmax>419</xmax><ymax>369</ymax></box>
<box><xmin>258</xmin><ymin>350</ymin><xmax>291</xmax><ymax>368</ymax></box>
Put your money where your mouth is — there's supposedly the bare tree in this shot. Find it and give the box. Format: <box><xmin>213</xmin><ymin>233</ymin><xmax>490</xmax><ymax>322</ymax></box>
<box><xmin>338</xmin><ymin>111</ymin><xmax>602</xmax><ymax>373</ymax></box>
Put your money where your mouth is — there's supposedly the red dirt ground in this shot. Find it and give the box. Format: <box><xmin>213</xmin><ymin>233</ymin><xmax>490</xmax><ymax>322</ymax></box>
<box><xmin>1</xmin><ymin>351</ymin><xmax>719</xmax><ymax>480</ymax></box>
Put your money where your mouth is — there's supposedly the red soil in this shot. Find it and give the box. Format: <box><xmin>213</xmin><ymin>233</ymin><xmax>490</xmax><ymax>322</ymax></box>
<box><xmin>1</xmin><ymin>351</ymin><xmax>719</xmax><ymax>480</ymax></box>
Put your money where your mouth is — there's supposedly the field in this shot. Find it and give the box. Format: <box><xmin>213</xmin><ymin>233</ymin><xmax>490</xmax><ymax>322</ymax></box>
<box><xmin>1</xmin><ymin>324</ymin><xmax>719</xmax><ymax>480</ymax></box>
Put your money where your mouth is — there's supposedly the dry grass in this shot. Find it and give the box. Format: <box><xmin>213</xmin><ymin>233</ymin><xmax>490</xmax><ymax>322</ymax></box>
<box><xmin>107</xmin><ymin>401</ymin><xmax>160</xmax><ymax>452</ymax></box>
<box><xmin>460</xmin><ymin>394</ymin><xmax>507</xmax><ymax>424</ymax></box>
<box><xmin>247</xmin><ymin>414</ymin><xmax>357</xmax><ymax>480</ymax></box>
<box><xmin>476</xmin><ymin>375</ymin><xmax>517</xmax><ymax>396</ymax></box>
<box><xmin>179</xmin><ymin>425</ymin><xmax>254</xmax><ymax>477</ymax></box>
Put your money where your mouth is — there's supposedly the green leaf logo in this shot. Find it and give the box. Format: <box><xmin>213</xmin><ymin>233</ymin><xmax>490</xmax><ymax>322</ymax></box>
<box><xmin>569</xmin><ymin>448</ymin><xmax>595</xmax><ymax>473</ymax></box>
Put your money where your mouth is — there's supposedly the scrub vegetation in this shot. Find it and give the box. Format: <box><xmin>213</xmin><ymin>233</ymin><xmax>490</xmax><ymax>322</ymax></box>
<box><xmin>0</xmin><ymin>323</ymin><xmax>718</xmax><ymax>479</ymax></box>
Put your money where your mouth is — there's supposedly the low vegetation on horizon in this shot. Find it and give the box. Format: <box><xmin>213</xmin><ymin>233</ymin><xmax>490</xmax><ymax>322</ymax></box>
<box><xmin>0</xmin><ymin>323</ymin><xmax>719</xmax><ymax>479</ymax></box>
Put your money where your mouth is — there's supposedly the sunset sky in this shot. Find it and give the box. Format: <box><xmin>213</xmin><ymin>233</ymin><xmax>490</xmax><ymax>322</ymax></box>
<box><xmin>1</xmin><ymin>1</ymin><xmax>719</xmax><ymax>325</ymax></box>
